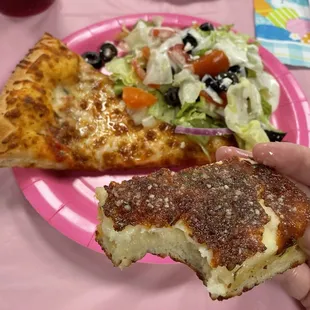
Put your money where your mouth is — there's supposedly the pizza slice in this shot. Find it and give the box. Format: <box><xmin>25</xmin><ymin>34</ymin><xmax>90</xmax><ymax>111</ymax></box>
<box><xmin>95</xmin><ymin>157</ymin><xmax>310</xmax><ymax>300</ymax></box>
<box><xmin>0</xmin><ymin>33</ymin><xmax>235</xmax><ymax>170</ymax></box>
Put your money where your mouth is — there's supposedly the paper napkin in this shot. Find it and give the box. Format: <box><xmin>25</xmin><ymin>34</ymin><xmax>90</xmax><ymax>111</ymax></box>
<box><xmin>254</xmin><ymin>0</ymin><xmax>310</xmax><ymax>67</ymax></box>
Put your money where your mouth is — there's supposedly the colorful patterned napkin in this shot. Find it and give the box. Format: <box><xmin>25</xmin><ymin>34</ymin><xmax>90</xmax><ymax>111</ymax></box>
<box><xmin>254</xmin><ymin>0</ymin><xmax>310</xmax><ymax>67</ymax></box>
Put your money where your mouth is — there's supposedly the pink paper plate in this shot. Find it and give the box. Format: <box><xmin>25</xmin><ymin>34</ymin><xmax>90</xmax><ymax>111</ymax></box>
<box><xmin>13</xmin><ymin>13</ymin><xmax>310</xmax><ymax>265</ymax></box>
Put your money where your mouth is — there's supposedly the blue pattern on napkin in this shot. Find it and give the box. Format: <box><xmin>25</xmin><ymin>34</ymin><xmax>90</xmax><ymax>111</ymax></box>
<box><xmin>255</xmin><ymin>0</ymin><xmax>310</xmax><ymax>67</ymax></box>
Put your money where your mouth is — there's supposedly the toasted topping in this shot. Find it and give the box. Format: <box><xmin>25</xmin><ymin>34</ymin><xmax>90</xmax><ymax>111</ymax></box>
<box><xmin>102</xmin><ymin>158</ymin><xmax>310</xmax><ymax>268</ymax></box>
<box><xmin>255</xmin><ymin>166</ymin><xmax>310</xmax><ymax>252</ymax></box>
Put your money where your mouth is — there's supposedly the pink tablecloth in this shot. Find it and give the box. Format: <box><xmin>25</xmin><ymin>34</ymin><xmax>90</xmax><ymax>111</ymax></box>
<box><xmin>0</xmin><ymin>1</ymin><xmax>308</xmax><ymax>309</ymax></box>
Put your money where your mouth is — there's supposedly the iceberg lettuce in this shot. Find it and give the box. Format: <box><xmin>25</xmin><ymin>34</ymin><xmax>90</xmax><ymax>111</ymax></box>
<box><xmin>224</xmin><ymin>78</ymin><xmax>269</xmax><ymax>149</ymax></box>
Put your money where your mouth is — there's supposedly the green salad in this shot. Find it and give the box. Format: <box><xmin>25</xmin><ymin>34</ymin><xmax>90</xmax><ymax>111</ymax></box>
<box><xmin>82</xmin><ymin>17</ymin><xmax>286</xmax><ymax>155</ymax></box>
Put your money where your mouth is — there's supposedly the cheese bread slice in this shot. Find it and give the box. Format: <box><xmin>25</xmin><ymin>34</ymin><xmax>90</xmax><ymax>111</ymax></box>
<box><xmin>95</xmin><ymin>157</ymin><xmax>310</xmax><ymax>300</ymax></box>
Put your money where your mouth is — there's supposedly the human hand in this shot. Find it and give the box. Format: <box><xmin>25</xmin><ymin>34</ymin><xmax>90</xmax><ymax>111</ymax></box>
<box><xmin>216</xmin><ymin>142</ymin><xmax>310</xmax><ymax>309</ymax></box>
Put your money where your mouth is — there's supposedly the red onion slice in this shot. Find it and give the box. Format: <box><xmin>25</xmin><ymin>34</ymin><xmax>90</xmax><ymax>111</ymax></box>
<box><xmin>175</xmin><ymin>126</ymin><xmax>233</xmax><ymax>136</ymax></box>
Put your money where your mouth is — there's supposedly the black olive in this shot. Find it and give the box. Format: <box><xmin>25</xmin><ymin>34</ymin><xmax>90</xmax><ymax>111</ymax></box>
<box><xmin>265</xmin><ymin>130</ymin><xmax>287</xmax><ymax>142</ymax></box>
<box><xmin>202</xmin><ymin>74</ymin><xmax>220</xmax><ymax>93</ymax></box>
<box><xmin>228</xmin><ymin>65</ymin><xmax>241</xmax><ymax>73</ymax></box>
<box><xmin>216</xmin><ymin>72</ymin><xmax>239</xmax><ymax>92</ymax></box>
<box><xmin>199</xmin><ymin>22</ymin><xmax>215</xmax><ymax>32</ymax></box>
<box><xmin>217</xmin><ymin>72</ymin><xmax>239</xmax><ymax>84</ymax></box>
<box><xmin>82</xmin><ymin>51</ymin><xmax>102</xmax><ymax>69</ymax></box>
<box><xmin>217</xmin><ymin>82</ymin><xmax>230</xmax><ymax>92</ymax></box>
<box><xmin>99</xmin><ymin>42</ymin><xmax>118</xmax><ymax>63</ymax></box>
<box><xmin>182</xmin><ymin>33</ymin><xmax>198</xmax><ymax>50</ymax></box>
<box><xmin>202</xmin><ymin>74</ymin><xmax>213</xmax><ymax>84</ymax></box>
<box><xmin>164</xmin><ymin>87</ymin><xmax>181</xmax><ymax>107</ymax></box>
<box><xmin>229</xmin><ymin>65</ymin><xmax>247</xmax><ymax>77</ymax></box>
<box><xmin>208</xmin><ymin>80</ymin><xmax>220</xmax><ymax>93</ymax></box>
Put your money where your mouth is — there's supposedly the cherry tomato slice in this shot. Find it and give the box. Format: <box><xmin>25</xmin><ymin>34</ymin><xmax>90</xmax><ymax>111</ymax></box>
<box><xmin>152</xmin><ymin>29</ymin><xmax>160</xmax><ymax>37</ymax></box>
<box><xmin>148</xmin><ymin>84</ymin><xmax>160</xmax><ymax>89</ymax></box>
<box><xmin>141</xmin><ymin>46</ymin><xmax>150</xmax><ymax>60</ymax></box>
<box><xmin>219</xmin><ymin>92</ymin><xmax>227</xmax><ymax>103</ymax></box>
<box><xmin>132</xmin><ymin>58</ymin><xmax>146</xmax><ymax>81</ymax></box>
<box><xmin>193</xmin><ymin>50</ymin><xmax>230</xmax><ymax>78</ymax></box>
<box><xmin>131</xmin><ymin>58</ymin><xmax>160</xmax><ymax>89</ymax></box>
<box><xmin>192</xmin><ymin>22</ymin><xmax>199</xmax><ymax>29</ymax></box>
<box><xmin>152</xmin><ymin>28</ymin><xmax>176</xmax><ymax>40</ymax></box>
<box><xmin>168</xmin><ymin>44</ymin><xmax>190</xmax><ymax>67</ymax></box>
<box><xmin>200</xmin><ymin>90</ymin><xmax>227</xmax><ymax>107</ymax></box>
<box><xmin>115</xmin><ymin>25</ymin><xmax>130</xmax><ymax>41</ymax></box>
<box><xmin>123</xmin><ymin>87</ymin><xmax>157</xmax><ymax>109</ymax></box>
<box><xmin>116</xmin><ymin>31</ymin><xmax>129</xmax><ymax>41</ymax></box>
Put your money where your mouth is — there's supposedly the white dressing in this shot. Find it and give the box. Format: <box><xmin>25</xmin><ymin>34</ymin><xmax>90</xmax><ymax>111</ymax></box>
<box><xmin>173</xmin><ymin>69</ymin><xmax>204</xmax><ymax>105</ymax></box>
<box><xmin>254</xmin><ymin>72</ymin><xmax>280</xmax><ymax>112</ymax></box>
<box><xmin>143</xmin><ymin>49</ymin><xmax>173</xmax><ymax>85</ymax></box>
<box><xmin>205</xmin><ymin>87</ymin><xmax>223</xmax><ymax>105</ymax></box>
<box><xmin>214</xmin><ymin>39</ymin><xmax>248</xmax><ymax>66</ymax></box>
<box><xmin>159</xmin><ymin>34</ymin><xmax>183</xmax><ymax>53</ymax></box>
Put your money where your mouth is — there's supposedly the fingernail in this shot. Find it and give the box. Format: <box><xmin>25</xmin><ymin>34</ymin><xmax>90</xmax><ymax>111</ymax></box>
<box><xmin>216</xmin><ymin>147</ymin><xmax>252</xmax><ymax>161</ymax></box>
<box><xmin>234</xmin><ymin>149</ymin><xmax>252</xmax><ymax>158</ymax></box>
<box><xmin>220</xmin><ymin>147</ymin><xmax>252</xmax><ymax>158</ymax></box>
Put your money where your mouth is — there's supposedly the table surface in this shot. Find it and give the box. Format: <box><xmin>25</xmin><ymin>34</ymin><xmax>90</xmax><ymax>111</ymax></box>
<box><xmin>0</xmin><ymin>1</ymin><xmax>308</xmax><ymax>309</ymax></box>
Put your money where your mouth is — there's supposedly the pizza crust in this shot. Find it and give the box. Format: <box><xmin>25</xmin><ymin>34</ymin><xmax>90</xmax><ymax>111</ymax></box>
<box><xmin>0</xmin><ymin>33</ymin><xmax>80</xmax><ymax>168</ymax></box>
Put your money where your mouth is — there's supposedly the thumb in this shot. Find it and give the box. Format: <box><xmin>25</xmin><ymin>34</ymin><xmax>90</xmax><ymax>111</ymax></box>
<box><xmin>253</xmin><ymin>142</ymin><xmax>310</xmax><ymax>187</ymax></box>
<box><xmin>278</xmin><ymin>227</ymin><xmax>310</xmax><ymax>308</ymax></box>
<box><xmin>278</xmin><ymin>264</ymin><xmax>310</xmax><ymax>304</ymax></box>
